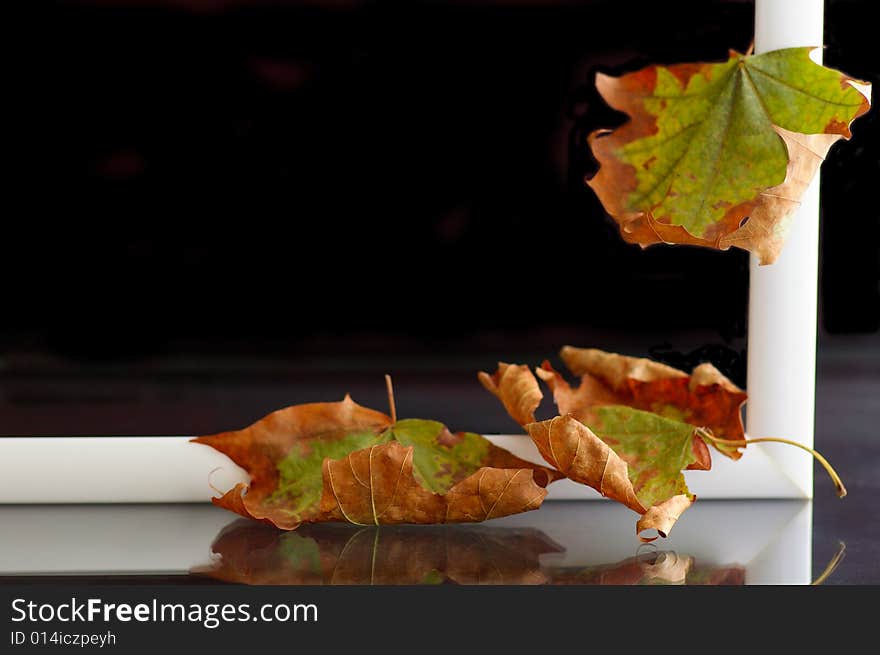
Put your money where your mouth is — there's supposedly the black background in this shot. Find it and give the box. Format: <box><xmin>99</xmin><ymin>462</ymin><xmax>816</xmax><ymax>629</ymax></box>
<box><xmin>12</xmin><ymin>0</ymin><xmax>876</xmax><ymax>381</ymax></box>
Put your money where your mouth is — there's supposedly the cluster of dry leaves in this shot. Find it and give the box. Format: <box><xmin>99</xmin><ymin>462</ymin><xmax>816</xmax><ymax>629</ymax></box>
<box><xmin>195</xmin><ymin>346</ymin><xmax>801</xmax><ymax>541</ymax></box>
<box><xmin>479</xmin><ymin>347</ymin><xmax>750</xmax><ymax>539</ymax></box>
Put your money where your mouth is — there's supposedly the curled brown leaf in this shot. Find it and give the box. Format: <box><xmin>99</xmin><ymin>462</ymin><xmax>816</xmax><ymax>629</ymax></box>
<box><xmin>635</xmin><ymin>494</ymin><xmax>694</xmax><ymax>543</ymax></box>
<box><xmin>478</xmin><ymin>362</ymin><xmax>543</xmax><ymax>425</ymax></box>
<box><xmin>525</xmin><ymin>415</ymin><xmax>645</xmax><ymax>515</ymax></box>
<box><xmin>320</xmin><ymin>441</ymin><xmax>551</xmax><ymax>525</ymax></box>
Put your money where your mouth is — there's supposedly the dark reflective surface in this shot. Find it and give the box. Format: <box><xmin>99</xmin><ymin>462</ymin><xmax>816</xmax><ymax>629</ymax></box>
<box><xmin>0</xmin><ymin>339</ymin><xmax>875</xmax><ymax>584</ymax></box>
<box><xmin>0</xmin><ymin>500</ymin><xmax>827</xmax><ymax>585</ymax></box>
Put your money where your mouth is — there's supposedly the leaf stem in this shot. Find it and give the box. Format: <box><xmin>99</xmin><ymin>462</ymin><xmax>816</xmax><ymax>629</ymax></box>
<box><xmin>812</xmin><ymin>541</ymin><xmax>846</xmax><ymax>586</ymax></box>
<box><xmin>385</xmin><ymin>374</ymin><xmax>397</xmax><ymax>423</ymax></box>
<box><xmin>695</xmin><ymin>428</ymin><xmax>847</xmax><ymax>498</ymax></box>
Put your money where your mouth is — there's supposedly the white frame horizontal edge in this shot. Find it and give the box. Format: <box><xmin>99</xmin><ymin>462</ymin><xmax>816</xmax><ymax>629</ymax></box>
<box><xmin>0</xmin><ymin>435</ymin><xmax>806</xmax><ymax>504</ymax></box>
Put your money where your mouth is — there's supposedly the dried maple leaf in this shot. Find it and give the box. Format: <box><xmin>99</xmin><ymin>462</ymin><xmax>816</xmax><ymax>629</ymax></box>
<box><xmin>526</xmin><ymin>413</ymin><xmax>698</xmax><ymax>541</ymax></box>
<box><xmin>538</xmin><ymin>345</ymin><xmax>746</xmax><ymax>460</ymax></box>
<box><xmin>195</xmin><ymin>521</ymin><xmax>563</xmax><ymax>585</ymax></box>
<box><xmin>481</xmin><ymin>348</ymin><xmax>845</xmax><ymax>540</ymax></box>
<box><xmin>480</xmin><ymin>352</ymin><xmax>743</xmax><ymax>539</ymax></box>
<box><xmin>588</xmin><ymin>47</ymin><xmax>871</xmax><ymax>263</ymax></box>
<box><xmin>193</xmin><ymin>396</ymin><xmax>562</xmax><ymax>530</ymax></box>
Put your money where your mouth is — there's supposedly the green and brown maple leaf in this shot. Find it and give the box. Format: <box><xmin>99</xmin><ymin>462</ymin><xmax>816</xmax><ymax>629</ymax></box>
<box><xmin>588</xmin><ymin>47</ymin><xmax>871</xmax><ymax>263</ymax></box>
<box><xmin>192</xmin><ymin>396</ymin><xmax>562</xmax><ymax>530</ymax></box>
<box><xmin>480</xmin><ymin>350</ymin><xmax>747</xmax><ymax>540</ymax></box>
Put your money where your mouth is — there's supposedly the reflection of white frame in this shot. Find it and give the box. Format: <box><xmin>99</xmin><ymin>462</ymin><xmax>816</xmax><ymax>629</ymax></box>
<box><xmin>0</xmin><ymin>1</ymin><xmax>823</xmax><ymax>505</ymax></box>
<box><xmin>492</xmin><ymin>499</ymin><xmax>812</xmax><ymax>584</ymax></box>
<box><xmin>0</xmin><ymin>501</ymin><xmax>812</xmax><ymax>584</ymax></box>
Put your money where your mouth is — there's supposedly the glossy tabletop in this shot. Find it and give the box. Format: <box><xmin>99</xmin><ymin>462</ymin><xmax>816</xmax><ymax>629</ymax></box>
<box><xmin>0</xmin><ymin>499</ymin><xmax>849</xmax><ymax>585</ymax></box>
<box><xmin>0</xmin><ymin>337</ymin><xmax>876</xmax><ymax>585</ymax></box>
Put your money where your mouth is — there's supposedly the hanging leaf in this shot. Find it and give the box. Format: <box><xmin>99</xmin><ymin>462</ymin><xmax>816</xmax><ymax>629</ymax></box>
<box><xmin>537</xmin><ymin>346</ymin><xmax>746</xmax><ymax>460</ymax></box>
<box><xmin>195</xmin><ymin>521</ymin><xmax>563</xmax><ymax>585</ymax></box>
<box><xmin>193</xmin><ymin>396</ymin><xmax>562</xmax><ymax>530</ymax></box>
<box><xmin>588</xmin><ymin>47</ymin><xmax>871</xmax><ymax>263</ymax></box>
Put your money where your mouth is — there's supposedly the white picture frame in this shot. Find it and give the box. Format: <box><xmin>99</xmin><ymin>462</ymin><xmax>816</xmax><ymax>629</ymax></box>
<box><xmin>0</xmin><ymin>0</ymin><xmax>824</xmax><ymax>505</ymax></box>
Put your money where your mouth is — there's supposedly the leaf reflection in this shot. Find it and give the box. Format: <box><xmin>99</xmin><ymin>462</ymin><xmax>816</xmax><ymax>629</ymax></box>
<box><xmin>547</xmin><ymin>551</ymin><xmax>744</xmax><ymax>585</ymax></box>
<box><xmin>194</xmin><ymin>521</ymin><xmax>745</xmax><ymax>586</ymax></box>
